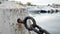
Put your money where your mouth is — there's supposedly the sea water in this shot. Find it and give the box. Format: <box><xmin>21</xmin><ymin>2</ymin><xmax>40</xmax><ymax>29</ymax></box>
<box><xmin>29</xmin><ymin>12</ymin><xmax>60</xmax><ymax>34</ymax></box>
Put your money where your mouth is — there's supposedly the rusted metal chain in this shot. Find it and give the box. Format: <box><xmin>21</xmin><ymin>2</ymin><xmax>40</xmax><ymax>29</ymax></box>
<box><xmin>17</xmin><ymin>16</ymin><xmax>50</xmax><ymax>34</ymax></box>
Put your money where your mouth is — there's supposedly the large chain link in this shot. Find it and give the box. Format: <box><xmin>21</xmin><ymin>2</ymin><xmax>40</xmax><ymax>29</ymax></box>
<box><xmin>17</xmin><ymin>16</ymin><xmax>50</xmax><ymax>34</ymax></box>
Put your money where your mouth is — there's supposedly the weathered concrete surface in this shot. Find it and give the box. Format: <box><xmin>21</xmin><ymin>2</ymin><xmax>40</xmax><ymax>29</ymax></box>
<box><xmin>0</xmin><ymin>8</ymin><xmax>33</xmax><ymax>34</ymax></box>
<box><xmin>0</xmin><ymin>1</ymin><xmax>34</xmax><ymax>34</ymax></box>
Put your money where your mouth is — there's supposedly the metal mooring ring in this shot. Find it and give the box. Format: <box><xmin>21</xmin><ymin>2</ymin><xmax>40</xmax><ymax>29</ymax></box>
<box><xmin>23</xmin><ymin>16</ymin><xmax>36</xmax><ymax>31</ymax></box>
<box><xmin>17</xmin><ymin>18</ymin><xmax>23</xmax><ymax>23</ymax></box>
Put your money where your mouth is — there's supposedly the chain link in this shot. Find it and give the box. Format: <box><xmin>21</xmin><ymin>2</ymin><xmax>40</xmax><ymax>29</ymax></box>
<box><xmin>18</xmin><ymin>16</ymin><xmax>50</xmax><ymax>34</ymax></box>
<box><xmin>30</xmin><ymin>24</ymin><xmax>50</xmax><ymax>34</ymax></box>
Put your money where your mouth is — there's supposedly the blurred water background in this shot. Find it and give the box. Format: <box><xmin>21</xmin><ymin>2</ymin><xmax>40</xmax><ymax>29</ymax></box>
<box><xmin>29</xmin><ymin>10</ymin><xmax>60</xmax><ymax>34</ymax></box>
